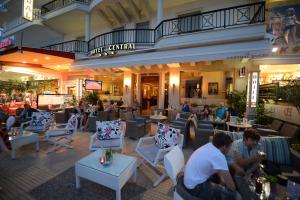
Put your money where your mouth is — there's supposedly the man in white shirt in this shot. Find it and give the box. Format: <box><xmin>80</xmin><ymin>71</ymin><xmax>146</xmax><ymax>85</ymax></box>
<box><xmin>184</xmin><ymin>132</ymin><xmax>241</xmax><ymax>199</ymax></box>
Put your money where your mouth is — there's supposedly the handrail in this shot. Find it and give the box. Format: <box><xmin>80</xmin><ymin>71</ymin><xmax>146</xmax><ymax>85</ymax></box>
<box><xmin>41</xmin><ymin>2</ymin><xmax>265</xmax><ymax>53</ymax></box>
<box><xmin>42</xmin><ymin>40</ymin><xmax>88</xmax><ymax>53</ymax></box>
<box><xmin>41</xmin><ymin>0</ymin><xmax>90</xmax><ymax>15</ymax></box>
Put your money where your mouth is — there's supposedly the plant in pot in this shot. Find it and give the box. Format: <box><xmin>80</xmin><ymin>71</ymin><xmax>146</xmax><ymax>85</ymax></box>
<box><xmin>285</xmin><ymin>79</ymin><xmax>300</xmax><ymax>114</ymax></box>
<box><xmin>84</xmin><ymin>91</ymin><xmax>99</xmax><ymax>105</ymax></box>
<box><xmin>264</xmin><ymin>175</ymin><xmax>278</xmax><ymax>193</ymax></box>
<box><xmin>226</xmin><ymin>90</ymin><xmax>246</xmax><ymax>117</ymax></box>
<box><xmin>255</xmin><ymin>101</ymin><xmax>272</xmax><ymax>125</ymax></box>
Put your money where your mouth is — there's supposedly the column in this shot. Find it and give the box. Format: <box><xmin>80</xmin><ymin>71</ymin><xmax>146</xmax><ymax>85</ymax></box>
<box><xmin>85</xmin><ymin>13</ymin><xmax>91</xmax><ymax>41</ymax></box>
<box><xmin>158</xmin><ymin>72</ymin><xmax>165</xmax><ymax>109</ymax></box>
<box><xmin>136</xmin><ymin>73</ymin><xmax>142</xmax><ymax>103</ymax></box>
<box><xmin>157</xmin><ymin>0</ymin><xmax>164</xmax><ymax>25</ymax></box>
<box><xmin>168</xmin><ymin>69</ymin><xmax>180</xmax><ymax>109</ymax></box>
<box><xmin>123</xmin><ymin>72</ymin><xmax>133</xmax><ymax>106</ymax></box>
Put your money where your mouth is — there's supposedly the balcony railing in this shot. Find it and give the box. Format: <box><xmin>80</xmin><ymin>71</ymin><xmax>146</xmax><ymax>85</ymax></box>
<box><xmin>41</xmin><ymin>0</ymin><xmax>90</xmax><ymax>15</ymax></box>
<box><xmin>41</xmin><ymin>2</ymin><xmax>265</xmax><ymax>53</ymax></box>
<box><xmin>2</xmin><ymin>9</ymin><xmax>41</xmax><ymax>33</ymax></box>
<box><xmin>154</xmin><ymin>2</ymin><xmax>265</xmax><ymax>41</ymax></box>
<box><xmin>42</xmin><ymin>40</ymin><xmax>88</xmax><ymax>53</ymax></box>
<box><xmin>88</xmin><ymin>29</ymin><xmax>155</xmax><ymax>51</ymax></box>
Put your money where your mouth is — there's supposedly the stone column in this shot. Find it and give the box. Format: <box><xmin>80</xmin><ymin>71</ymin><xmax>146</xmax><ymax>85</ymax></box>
<box><xmin>158</xmin><ymin>72</ymin><xmax>165</xmax><ymax>109</ymax></box>
<box><xmin>168</xmin><ymin>69</ymin><xmax>180</xmax><ymax>109</ymax></box>
<box><xmin>123</xmin><ymin>72</ymin><xmax>133</xmax><ymax>106</ymax></box>
<box><xmin>85</xmin><ymin>13</ymin><xmax>91</xmax><ymax>41</ymax></box>
<box><xmin>157</xmin><ymin>0</ymin><xmax>164</xmax><ymax>25</ymax></box>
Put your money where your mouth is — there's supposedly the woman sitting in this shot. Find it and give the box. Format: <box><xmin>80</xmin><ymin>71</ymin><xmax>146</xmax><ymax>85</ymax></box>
<box><xmin>201</xmin><ymin>105</ymin><xmax>212</xmax><ymax>120</ymax></box>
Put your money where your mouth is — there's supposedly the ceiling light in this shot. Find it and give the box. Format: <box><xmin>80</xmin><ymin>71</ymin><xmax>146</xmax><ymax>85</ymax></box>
<box><xmin>45</xmin><ymin>57</ymin><xmax>50</xmax><ymax>60</ymax></box>
<box><xmin>33</xmin><ymin>59</ymin><xmax>38</xmax><ymax>62</ymax></box>
<box><xmin>57</xmin><ymin>65</ymin><xmax>61</xmax><ymax>67</ymax></box>
<box><xmin>22</xmin><ymin>61</ymin><xmax>27</xmax><ymax>63</ymax></box>
<box><xmin>272</xmin><ymin>47</ymin><xmax>278</xmax><ymax>53</ymax></box>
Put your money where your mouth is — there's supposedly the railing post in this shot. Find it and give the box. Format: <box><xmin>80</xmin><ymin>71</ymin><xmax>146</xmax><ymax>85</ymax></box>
<box><xmin>223</xmin><ymin>10</ymin><xmax>226</xmax><ymax>28</ymax></box>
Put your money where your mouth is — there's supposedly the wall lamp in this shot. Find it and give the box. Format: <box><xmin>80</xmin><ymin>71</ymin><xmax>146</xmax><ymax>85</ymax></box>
<box><xmin>125</xmin><ymin>84</ymin><xmax>129</xmax><ymax>93</ymax></box>
<box><xmin>172</xmin><ymin>83</ymin><xmax>175</xmax><ymax>94</ymax></box>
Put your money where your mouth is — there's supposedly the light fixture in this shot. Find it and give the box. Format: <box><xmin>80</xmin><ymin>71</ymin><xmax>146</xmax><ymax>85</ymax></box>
<box><xmin>45</xmin><ymin>57</ymin><xmax>50</xmax><ymax>60</ymax></box>
<box><xmin>239</xmin><ymin>66</ymin><xmax>246</xmax><ymax>78</ymax></box>
<box><xmin>272</xmin><ymin>47</ymin><xmax>278</xmax><ymax>53</ymax></box>
<box><xmin>33</xmin><ymin>59</ymin><xmax>38</xmax><ymax>62</ymax></box>
<box><xmin>172</xmin><ymin>83</ymin><xmax>175</xmax><ymax>94</ymax></box>
<box><xmin>22</xmin><ymin>61</ymin><xmax>27</xmax><ymax>63</ymax></box>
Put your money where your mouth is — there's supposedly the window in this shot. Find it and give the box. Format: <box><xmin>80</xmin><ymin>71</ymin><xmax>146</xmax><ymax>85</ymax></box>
<box><xmin>112</xmin><ymin>27</ymin><xmax>124</xmax><ymax>44</ymax></box>
<box><xmin>135</xmin><ymin>22</ymin><xmax>150</xmax><ymax>43</ymax></box>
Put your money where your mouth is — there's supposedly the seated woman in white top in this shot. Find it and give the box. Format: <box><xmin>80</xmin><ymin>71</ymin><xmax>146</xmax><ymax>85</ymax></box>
<box><xmin>184</xmin><ymin>132</ymin><xmax>241</xmax><ymax>200</ymax></box>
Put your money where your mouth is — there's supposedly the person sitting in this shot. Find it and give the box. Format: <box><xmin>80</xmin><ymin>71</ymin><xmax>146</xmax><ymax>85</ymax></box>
<box><xmin>184</xmin><ymin>132</ymin><xmax>241</xmax><ymax>200</ymax></box>
<box><xmin>215</xmin><ymin>102</ymin><xmax>229</xmax><ymax>121</ymax></box>
<box><xmin>227</xmin><ymin>128</ymin><xmax>265</xmax><ymax>176</ymax></box>
<box><xmin>182</xmin><ymin>101</ymin><xmax>190</xmax><ymax>112</ymax></box>
<box><xmin>19</xmin><ymin>103</ymin><xmax>38</xmax><ymax>122</ymax></box>
<box><xmin>132</xmin><ymin>98</ymin><xmax>140</xmax><ymax>112</ymax></box>
<box><xmin>117</xmin><ymin>98</ymin><xmax>123</xmax><ymax>107</ymax></box>
<box><xmin>0</xmin><ymin>114</ymin><xmax>11</xmax><ymax>152</ymax></box>
<box><xmin>201</xmin><ymin>105</ymin><xmax>211</xmax><ymax>120</ymax></box>
<box><xmin>96</xmin><ymin>99</ymin><xmax>104</xmax><ymax>113</ymax></box>
<box><xmin>226</xmin><ymin>129</ymin><xmax>265</xmax><ymax>200</ymax></box>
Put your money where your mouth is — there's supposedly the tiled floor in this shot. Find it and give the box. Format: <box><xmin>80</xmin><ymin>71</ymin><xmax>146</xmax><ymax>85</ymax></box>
<box><xmin>0</xmin><ymin>127</ymin><xmax>193</xmax><ymax>200</ymax></box>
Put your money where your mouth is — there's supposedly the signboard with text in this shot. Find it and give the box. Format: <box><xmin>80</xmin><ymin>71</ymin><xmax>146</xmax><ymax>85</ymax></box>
<box><xmin>0</xmin><ymin>36</ymin><xmax>15</xmax><ymax>50</ymax></box>
<box><xmin>89</xmin><ymin>43</ymin><xmax>135</xmax><ymax>57</ymax></box>
<box><xmin>250</xmin><ymin>72</ymin><xmax>258</xmax><ymax>108</ymax></box>
<box><xmin>23</xmin><ymin>0</ymin><xmax>34</xmax><ymax>21</ymax></box>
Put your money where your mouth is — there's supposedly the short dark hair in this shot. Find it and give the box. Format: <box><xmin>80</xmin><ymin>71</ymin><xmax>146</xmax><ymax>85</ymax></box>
<box><xmin>243</xmin><ymin>128</ymin><xmax>260</xmax><ymax>141</ymax></box>
<box><xmin>212</xmin><ymin>132</ymin><xmax>233</xmax><ymax>148</ymax></box>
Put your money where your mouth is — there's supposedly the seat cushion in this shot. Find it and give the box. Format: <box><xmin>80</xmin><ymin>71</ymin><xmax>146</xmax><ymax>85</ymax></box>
<box><xmin>279</xmin><ymin>124</ymin><xmax>299</xmax><ymax>138</ymax></box>
<box><xmin>30</xmin><ymin>112</ymin><xmax>52</xmax><ymax>129</ymax></box>
<box><xmin>176</xmin><ymin>176</ymin><xmax>200</xmax><ymax>200</ymax></box>
<box><xmin>270</xmin><ymin>120</ymin><xmax>283</xmax><ymax>131</ymax></box>
<box><xmin>137</xmin><ymin>143</ymin><xmax>160</xmax><ymax>163</ymax></box>
<box><xmin>92</xmin><ymin>138</ymin><xmax>121</xmax><ymax>148</ymax></box>
<box><xmin>96</xmin><ymin>120</ymin><xmax>121</xmax><ymax>140</ymax></box>
<box><xmin>154</xmin><ymin>122</ymin><xmax>180</xmax><ymax>149</ymax></box>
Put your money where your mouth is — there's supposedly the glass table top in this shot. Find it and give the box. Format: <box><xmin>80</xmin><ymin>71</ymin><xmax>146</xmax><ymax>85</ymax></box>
<box><xmin>76</xmin><ymin>149</ymin><xmax>137</xmax><ymax>177</ymax></box>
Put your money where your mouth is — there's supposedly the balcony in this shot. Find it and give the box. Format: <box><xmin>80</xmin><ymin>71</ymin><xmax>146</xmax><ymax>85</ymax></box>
<box><xmin>41</xmin><ymin>2</ymin><xmax>265</xmax><ymax>54</ymax></box>
<box><xmin>41</xmin><ymin>0</ymin><xmax>90</xmax><ymax>15</ymax></box>
<box><xmin>42</xmin><ymin>40</ymin><xmax>88</xmax><ymax>53</ymax></box>
<box><xmin>2</xmin><ymin>9</ymin><xmax>42</xmax><ymax>34</ymax></box>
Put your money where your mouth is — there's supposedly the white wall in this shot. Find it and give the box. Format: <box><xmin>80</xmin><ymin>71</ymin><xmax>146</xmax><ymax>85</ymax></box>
<box><xmin>265</xmin><ymin>104</ymin><xmax>300</xmax><ymax>126</ymax></box>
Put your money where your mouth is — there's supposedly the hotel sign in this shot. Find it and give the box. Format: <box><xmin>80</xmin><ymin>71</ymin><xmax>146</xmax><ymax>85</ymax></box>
<box><xmin>89</xmin><ymin>43</ymin><xmax>135</xmax><ymax>57</ymax></box>
<box><xmin>0</xmin><ymin>36</ymin><xmax>15</xmax><ymax>49</ymax></box>
<box><xmin>23</xmin><ymin>0</ymin><xmax>34</xmax><ymax>21</ymax></box>
<box><xmin>250</xmin><ymin>72</ymin><xmax>258</xmax><ymax>108</ymax></box>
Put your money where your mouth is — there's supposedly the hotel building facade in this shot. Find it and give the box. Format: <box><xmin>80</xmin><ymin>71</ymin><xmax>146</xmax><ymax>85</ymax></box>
<box><xmin>1</xmin><ymin>0</ymin><xmax>300</xmax><ymax>122</ymax></box>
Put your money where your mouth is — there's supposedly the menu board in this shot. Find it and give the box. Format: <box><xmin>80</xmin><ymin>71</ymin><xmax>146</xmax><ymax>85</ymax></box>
<box><xmin>38</xmin><ymin>94</ymin><xmax>73</xmax><ymax>106</ymax></box>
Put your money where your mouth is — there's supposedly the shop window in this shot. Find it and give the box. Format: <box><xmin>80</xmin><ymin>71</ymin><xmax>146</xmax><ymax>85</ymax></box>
<box><xmin>112</xmin><ymin>27</ymin><xmax>124</xmax><ymax>44</ymax></box>
<box><xmin>135</xmin><ymin>21</ymin><xmax>150</xmax><ymax>43</ymax></box>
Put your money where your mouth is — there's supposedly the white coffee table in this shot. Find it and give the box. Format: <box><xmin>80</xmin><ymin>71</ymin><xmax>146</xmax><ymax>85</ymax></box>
<box><xmin>9</xmin><ymin>131</ymin><xmax>39</xmax><ymax>159</ymax></box>
<box><xmin>75</xmin><ymin>149</ymin><xmax>137</xmax><ymax>200</ymax></box>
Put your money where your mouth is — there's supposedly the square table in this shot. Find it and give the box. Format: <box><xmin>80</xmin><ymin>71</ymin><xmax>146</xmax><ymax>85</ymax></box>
<box><xmin>75</xmin><ymin>149</ymin><xmax>137</xmax><ymax>200</ymax></box>
<box><xmin>9</xmin><ymin>131</ymin><xmax>39</xmax><ymax>159</ymax></box>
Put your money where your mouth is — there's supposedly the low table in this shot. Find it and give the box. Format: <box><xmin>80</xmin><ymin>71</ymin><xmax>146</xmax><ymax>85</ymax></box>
<box><xmin>75</xmin><ymin>149</ymin><xmax>137</xmax><ymax>200</ymax></box>
<box><xmin>150</xmin><ymin>115</ymin><xmax>167</xmax><ymax>123</ymax></box>
<box><xmin>226</xmin><ymin>122</ymin><xmax>252</xmax><ymax>132</ymax></box>
<box><xmin>9</xmin><ymin>131</ymin><xmax>39</xmax><ymax>159</ymax></box>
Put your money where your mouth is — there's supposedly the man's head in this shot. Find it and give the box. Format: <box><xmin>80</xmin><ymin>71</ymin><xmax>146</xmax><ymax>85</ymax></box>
<box><xmin>212</xmin><ymin>132</ymin><xmax>233</xmax><ymax>155</ymax></box>
<box><xmin>243</xmin><ymin>128</ymin><xmax>261</xmax><ymax>149</ymax></box>
<box><xmin>219</xmin><ymin>102</ymin><xmax>225</xmax><ymax>107</ymax></box>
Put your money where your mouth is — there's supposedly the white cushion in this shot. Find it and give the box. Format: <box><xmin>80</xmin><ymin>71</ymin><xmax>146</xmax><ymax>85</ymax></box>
<box><xmin>154</xmin><ymin>122</ymin><xmax>180</xmax><ymax>149</ymax></box>
<box><xmin>30</xmin><ymin>112</ymin><xmax>52</xmax><ymax>129</ymax></box>
<box><xmin>96</xmin><ymin>120</ymin><xmax>122</xmax><ymax>140</ymax></box>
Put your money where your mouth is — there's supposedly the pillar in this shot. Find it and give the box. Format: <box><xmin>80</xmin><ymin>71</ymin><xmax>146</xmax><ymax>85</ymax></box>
<box><xmin>136</xmin><ymin>73</ymin><xmax>142</xmax><ymax>103</ymax></box>
<box><xmin>157</xmin><ymin>0</ymin><xmax>164</xmax><ymax>25</ymax></box>
<box><xmin>158</xmin><ymin>72</ymin><xmax>165</xmax><ymax>109</ymax></box>
<box><xmin>168</xmin><ymin>69</ymin><xmax>180</xmax><ymax>109</ymax></box>
<box><xmin>123</xmin><ymin>72</ymin><xmax>133</xmax><ymax>106</ymax></box>
<box><xmin>85</xmin><ymin>13</ymin><xmax>91</xmax><ymax>41</ymax></box>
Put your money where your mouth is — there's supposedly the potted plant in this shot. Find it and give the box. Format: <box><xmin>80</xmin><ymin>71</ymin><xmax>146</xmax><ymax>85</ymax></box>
<box><xmin>265</xmin><ymin>175</ymin><xmax>278</xmax><ymax>193</ymax></box>
<box><xmin>85</xmin><ymin>91</ymin><xmax>99</xmax><ymax>105</ymax></box>
<box><xmin>226</xmin><ymin>90</ymin><xmax>246</xmax><ymax>117</ymax></box>
<box><xmin>285</xmin><ymin>79</ymin><xmax>300</xmax><ymax>113</ymax></box>
<box><xmin>255</xmin><ymin>101</ymin><xmax>272</xmax><ymax>125</ymax></box>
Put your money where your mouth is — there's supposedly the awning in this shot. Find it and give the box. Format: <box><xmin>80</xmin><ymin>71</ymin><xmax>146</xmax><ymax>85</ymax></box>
<box><xmin>0</xmin><ymin>46</ymin><xmax>75</xmax><ymax>70</ymax></box>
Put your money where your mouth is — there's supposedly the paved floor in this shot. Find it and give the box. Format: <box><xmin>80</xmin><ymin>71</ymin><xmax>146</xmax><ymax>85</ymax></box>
<box><xmin>0</xmin><ymin>128</ymin><xmax>194</xmax><ymax>200</ymax></box>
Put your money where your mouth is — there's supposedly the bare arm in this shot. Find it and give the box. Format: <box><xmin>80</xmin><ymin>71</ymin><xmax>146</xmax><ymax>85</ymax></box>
<box><xmin>234</xmin><ymin>152</ymin><xmax>258</xmax><ymax>168</ymax></box>
<box><xmin>218</xmin><ymin>171</ymin><xmax>236</xmax><ymax>191</ymax></box>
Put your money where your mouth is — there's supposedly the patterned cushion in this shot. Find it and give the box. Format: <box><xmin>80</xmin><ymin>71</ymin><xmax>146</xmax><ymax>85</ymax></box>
<box><xmin>65</xmin><ymin>114</ymin><xmax>77</xmax><ymax>135</ymax></box>
<box><xmin>96</xmin><ymin>120</ymin><xmax>122</xmax><ymax>140</ymax></box>
<box><xmin>154</xmin><ymin>122</ymin><xmax>180</xmax><ymax>149</ymax></box>
<box><xmin>30</xmin><ymin>112</ymin><xmax>53</xmax><ymax>129</ymax></box>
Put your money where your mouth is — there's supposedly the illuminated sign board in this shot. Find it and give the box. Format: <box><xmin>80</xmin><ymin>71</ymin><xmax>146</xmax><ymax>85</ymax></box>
<box><xmin>23</xmin><ymin>0</ymin><xmax>34</xmax><ymax>21</ymax></box>
<box><xmin>0</xmin><ymin>36</ymin><xmax>15</xmax><ymax>49</ymax></box>
<box><xmin>89</xmin><ymin>43</ymin><xmax>135</xmax><ymax>56</ymax></box>
<box><xmin>250</xmin><ymin>72</ymin><xmax>258</xmax><ymax>108</ymax></box>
